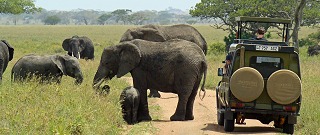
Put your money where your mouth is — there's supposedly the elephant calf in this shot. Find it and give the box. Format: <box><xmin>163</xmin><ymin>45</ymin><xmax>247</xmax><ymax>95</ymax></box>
<box><xmin>11</xmin><ymin>54</ymin><xmax>83</xmax><ymax>84</ymax></box>
<box><xmin>120</xmin><ymin>86</ymin><xmax>140</xmax><ymax>125</ymax></box>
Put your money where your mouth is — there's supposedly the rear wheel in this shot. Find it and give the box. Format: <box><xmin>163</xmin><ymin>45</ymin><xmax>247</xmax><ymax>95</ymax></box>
<box><xmin>224</xmin><ymin>118</ymin><xmax>235</xmax><ymax>132</ymax></box>
<box><xmin>283</xmin><ymin>123</ymin><xmax>294</xmax><ymax>134</ymax></box>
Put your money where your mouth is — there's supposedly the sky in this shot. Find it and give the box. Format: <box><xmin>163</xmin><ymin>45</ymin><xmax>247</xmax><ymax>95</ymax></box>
<box><xmin>34</xmin><ymin>0</ymin><xmax>201</xmax><ymax>12</ymax></box>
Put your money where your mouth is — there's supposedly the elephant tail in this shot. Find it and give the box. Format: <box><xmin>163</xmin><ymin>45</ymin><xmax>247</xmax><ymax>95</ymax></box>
<box><xmin>199</xmin><ymin>61</ymin><xmax>207</xmax><ymax>100</ymax></box>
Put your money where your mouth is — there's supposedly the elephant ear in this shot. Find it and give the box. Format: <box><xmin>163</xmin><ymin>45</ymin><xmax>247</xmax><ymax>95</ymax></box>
<box><xmin>51</xmin><ymin>55</ymin><xmax>66</xmax><ymax>75</ymax></box>
<box><xmin>1</xmin><ymin>40</ymin><xmax>14</xmax><ymax>61</ymax></box>
<box><xmin>116</xmin><ymin>42</ymin><xmax>141</xmax><ymax>78</ymax></box>
<box><xmin>62</xmin><ymin>38</ymin><xmax>71</xmax><ymax>51</ymax></box>
<box><xmin>139</xmin><ymin>28</ymin><xmax>166</xmax><ymax>42</ymax></box>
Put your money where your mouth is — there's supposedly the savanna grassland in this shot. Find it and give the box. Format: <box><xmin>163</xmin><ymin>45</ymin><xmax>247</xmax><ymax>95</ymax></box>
<box><xmin>0</xmin><ymin>25</ymin><xmax>319</xmax><ymax>134</ymax></box>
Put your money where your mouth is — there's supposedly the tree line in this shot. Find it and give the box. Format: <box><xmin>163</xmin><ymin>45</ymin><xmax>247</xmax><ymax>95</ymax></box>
<box><xmin>0</xmin><ymin>8</ymin><xmax>202</xmax><ymax>25</ymax></box>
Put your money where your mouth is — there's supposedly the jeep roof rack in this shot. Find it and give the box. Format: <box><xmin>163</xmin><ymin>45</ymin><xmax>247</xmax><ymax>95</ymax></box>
<box><xmin>235</xmin><ymin>16</ymin><xmax>292</xmax><ymax>43</ymax></box>
<box><xmin>235</xmin><ymin>16</ymin><xmax>292</xmax><ymax>24</ymax></box>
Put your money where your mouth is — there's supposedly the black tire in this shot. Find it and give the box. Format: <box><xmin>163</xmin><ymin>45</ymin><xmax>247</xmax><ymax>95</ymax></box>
<box><xmin>216</xmin><ymin>83</ymin><xmax>224</xmax><ymax>126</ymax></box>
<box><xmin>283</xmin><ymin>123</ymin><xmax>294</xmax><ymax>134</ymax></box>
<box><xmin>224</xmin><ymin>118</ymin><xmax>235</xmax><ymax>132</ymax></box>
<box><xmin>217</xmin><ymin>110</ymin><xmax>224</xmax><ymax>126</ymax></box>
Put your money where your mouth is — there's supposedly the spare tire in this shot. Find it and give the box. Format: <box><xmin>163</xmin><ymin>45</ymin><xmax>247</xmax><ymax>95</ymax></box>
<box><xmin>230</xmin><ymin>67</ymin><xmax>264</xmax><ymax>102</ymax></box>
<box><xmin>267</xmin><ymin>69</ymin><xmax>301</xmax><ymax>105</ymax></box>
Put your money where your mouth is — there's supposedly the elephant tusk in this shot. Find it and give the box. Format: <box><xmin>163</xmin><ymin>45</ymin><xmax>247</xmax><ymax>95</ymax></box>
<box><xmin>78</xmin><ymin>52</ymin><xmax>80</xmax><ymax>59</ymax></box>
<box><xmin>93</xmin><ymin>79</ymin><xmax>105</xmax><ymax>89</ymax></box>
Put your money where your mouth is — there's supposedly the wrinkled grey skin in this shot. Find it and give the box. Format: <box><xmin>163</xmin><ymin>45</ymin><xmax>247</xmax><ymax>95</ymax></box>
<box><xmin>93</xmin><ymin>39</ymin><xmax>207</xmax><ymax>121</ymax></box>
<box><xmin>307</xmin><ymin>45</ymin><xmax>320</xmax><ymax>56</ymax></box>
<box><xmin>62</xmin><ymin>36</ymin><xmax>94</xmax><ymax>60</ymax></box>
<box><xmin>120</xmin><ymin>86</ymin><xmax>140</xmax><ymax>125</ymax></box>
<box><xmin>11</xmin><ymin>54</ymin><xmax>83</xmax><ymax>84</ymax></box>
<box><xmin>120</xmin><ymin>24</ymin><xmax>208</xmax><ymax>98</ymax></box>
<box><xmin>0</xmin><ymin>40</ymin><xmax>14</xmax><ymax>83</ymax></box>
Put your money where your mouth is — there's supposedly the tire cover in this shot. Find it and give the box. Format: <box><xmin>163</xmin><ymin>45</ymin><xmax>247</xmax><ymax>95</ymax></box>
<box><xmin>267</xmin><ymin>69</ymin><xmax>301</xmax><ymax>105</ymax></box>
<box><xmin>230</xmin><ymin>67</ymin><xmax>264</xmax><ymax>102</ymax></box>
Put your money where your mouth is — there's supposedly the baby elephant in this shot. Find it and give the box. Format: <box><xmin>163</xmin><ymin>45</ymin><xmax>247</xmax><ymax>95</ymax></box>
<box><xmin>11</xmin><ymin>54</ymin><xmax>83</xmax><ymax>84</ymax></box>
<box><xmin>120</xmin><ymin>86</ymin><xmax>140</xmax><ymax>125</ymax></box>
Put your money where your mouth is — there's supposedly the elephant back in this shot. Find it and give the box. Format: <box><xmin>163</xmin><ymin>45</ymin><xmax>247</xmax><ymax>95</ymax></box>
<box><xmin>163</xmin><ymin>24</ymin><xmax>208</xmax><ymax>55</ymax></box>
<box><xmin>0</xmin><ymin>40</ymin><xmax>14</xmax><ymax>61</ymax></box>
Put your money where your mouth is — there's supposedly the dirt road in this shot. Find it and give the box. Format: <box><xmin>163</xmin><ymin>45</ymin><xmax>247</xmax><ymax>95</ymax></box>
<box><xmin>122</xmin><ymin>77</ymin><xmax>280</xmax><ymax>135</ymax></box>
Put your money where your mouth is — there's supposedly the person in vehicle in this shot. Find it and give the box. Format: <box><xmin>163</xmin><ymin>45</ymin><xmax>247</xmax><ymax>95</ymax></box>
<box><xmin>254</xmin><ymin>27</ymin><xmax>267</xmax><ymax>41</ymax></box>
<box><xmin>224</xmin><ymin>54</ymin><xmax>232</xmax><ymax>75</ymax></box>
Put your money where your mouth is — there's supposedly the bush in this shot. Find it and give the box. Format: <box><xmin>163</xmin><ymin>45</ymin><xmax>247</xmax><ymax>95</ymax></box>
<box><xmin>207</xmin><ymin>42</ymin><xmax>225</xmax><ymax>55</ymax></box>
<box><xmin>299</xmin><ymin>31</ymin><xmax>320</xmax><ymax>47</ymax></box>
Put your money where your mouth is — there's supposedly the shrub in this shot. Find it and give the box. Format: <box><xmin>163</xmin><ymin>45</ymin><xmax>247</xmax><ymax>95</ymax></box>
<box><xmin>207</xmin><ymin>42</ymin><xmax>225</xmax><ymax>55</ymax></box>
<box><xmin>299</xmin><ymin>31</ymin><xmax>320</xmax><ymax>47</ymax></box>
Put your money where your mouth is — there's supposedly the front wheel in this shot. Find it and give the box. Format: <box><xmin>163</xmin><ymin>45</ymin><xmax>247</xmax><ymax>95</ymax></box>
<box><xmin>224</xmin><ymin>118</ymin><xmax>235</xmax><ymax>132</ymax></box>
<box><xmin>217</xmin><ymin>110</ymin><xmax>224</xmax><ymax>126</ymax></box>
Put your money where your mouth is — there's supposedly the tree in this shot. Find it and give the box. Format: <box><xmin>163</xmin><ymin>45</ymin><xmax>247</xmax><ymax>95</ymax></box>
<box><xmin>128</xmin><ymin>11</ymin><xmax>151</xmax><ymax>25</ymax></box>
<box><xmin>97</xmin><ymin>13</ymin><xmax>112</xmax><ymax>25</ymax></box>
<box><xmin>43</xmin><ymin>15</ymin><xmax>61</xmax><ymax>25</ymax></box>
<box><xmin>111</xmin><ymin>9</ymin><xmax>132</xmax><ymax>24</ymax></box>
<box><xmin>190</xmin><ymin>0</ymin><xmax>319</xmax><ymax>46</ymax></box>
<box><xmin>0</xmin><ymin>0</ymin><xmax>41</xmax><ymax>14</ymax></box>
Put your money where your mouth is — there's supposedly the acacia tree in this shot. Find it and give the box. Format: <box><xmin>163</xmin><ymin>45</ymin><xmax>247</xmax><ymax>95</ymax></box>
<box><xmin>0</xmin><ymin>0</ymin><xmax>41</xmax><ymax>14</ymax></box>
<box><xmin>111</xmin><ymin>9</ymin><xmax>132</xmax><ymax>24</ymax></box>
<box><xmin>97</xmin><ymin>13</ymin><xmax>112</xmax><ymax>25</ymax></box>
<box><xmin>190</xmin><ymin>0</ymin><xmax>319</xmax><ymax>47</ymax></box>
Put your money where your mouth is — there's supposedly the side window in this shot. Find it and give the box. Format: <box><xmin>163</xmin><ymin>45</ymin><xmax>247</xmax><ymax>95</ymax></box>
<box><xmin>249</xmin><ymin>56</ymin><xmax>283</xmax><ymax>78</ymax></box>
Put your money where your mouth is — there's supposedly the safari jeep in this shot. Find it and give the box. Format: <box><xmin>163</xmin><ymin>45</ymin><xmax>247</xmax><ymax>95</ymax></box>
<box><xmin>216</xmin><ymin>16</ymin><xmax>301</xmax><ymax>134</ymax></box>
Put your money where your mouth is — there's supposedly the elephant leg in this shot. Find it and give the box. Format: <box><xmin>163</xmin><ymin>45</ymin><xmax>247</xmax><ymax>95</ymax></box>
<box><xmin>170</xmin><ymin>87</ymin><xmax>193</xmax><ymax>121</ymax></box>
<box><xmin>148</xmin><ymin>89</ymin><xmax>161</xmax><ymax>98</ymax></box>
<box><xmin>137</xmin><ymin>89</ymin><xmax>152</xmax><ymax>122</ymax></box>
<box><xmin>131</xmin><ymin>71</ymin><xmax>151</xmax><ymax>122</ymax></box>
<box><xmin>185</xmin><ymin>80</ymin><xmax>201</xmax><ymax>120</ymax></box>
<box><xmin>132</xmin><ymin>108</ymin><xmax>138</xmax><ymax>124</ymax></box>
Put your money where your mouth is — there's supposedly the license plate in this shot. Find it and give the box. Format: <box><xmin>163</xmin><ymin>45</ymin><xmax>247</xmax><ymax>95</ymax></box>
<box><xmin>256</xmin><ymin>45</ymin><xmax>279</xmax><ymax>51</ymax></box>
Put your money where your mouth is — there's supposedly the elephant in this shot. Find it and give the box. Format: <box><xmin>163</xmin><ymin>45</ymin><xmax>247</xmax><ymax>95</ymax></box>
<box><xmin>120</xmin><ymin>86</ymin><xmax>140</xmax><ymax>125</ymax></box>
<box><xmin>0</xmin><ymin>40</ymin><xmax>14</xmax><ymax>83</ymax></box>
<box><xmin>11</xmin><ymin>54</ymin><xmax>83</xmax><ymax>84</ymax></box>
<box><xmin>62</xmin><ymin>35</ymin><xmax>94</xmax><ymax>60</ymax></box>
<box><xmin>93</xmin><ymin>39</ymin><xmax>207</xmax><ymax>121</ymax></box>
<box><xmin>120</xmin><ymin>24</ymin><xmax>208</xmax><ymax>98</ymax></box>
<box><xmin>120</xmin><ymin>24</ymin><xmax>207</xmax><ymax>55</ymax></box>
<box><xmin>307</xmin><ymin>45</ymin><xmax>320</xmax><ymax>56</ymax></box>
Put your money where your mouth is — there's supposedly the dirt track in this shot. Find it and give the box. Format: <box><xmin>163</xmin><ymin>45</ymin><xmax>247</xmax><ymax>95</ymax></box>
<box><xmin>122</xmin><ymin>77</ymin><xmax>281</xmax><ymax>135</ymax></box>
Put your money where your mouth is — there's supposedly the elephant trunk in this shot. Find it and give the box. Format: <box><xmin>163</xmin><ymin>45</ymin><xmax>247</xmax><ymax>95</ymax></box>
<box><xmin>71</xmin><ymin>46</ymin><xmax>81</xmax><ymax>59</ymax></box>
<box><xmin>93</xmin><ymin>66</ymin><xmax>111</xmax><ymax>89</ymax></box>
<box><xmin>74</xmin><ymin>72</ymin><xmax>83</xmax><ymax>85</ymax></box>
<box><xmin>72</xmin><ymin>51</ymin><xmax>80</xmax><ymax>59</ymax></box>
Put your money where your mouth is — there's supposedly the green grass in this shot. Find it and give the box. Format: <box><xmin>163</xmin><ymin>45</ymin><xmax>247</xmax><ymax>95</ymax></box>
<box><xmin>0</xmin><ymin>25</ymin><xmax>319</xmax><ymax>134</ymax></box>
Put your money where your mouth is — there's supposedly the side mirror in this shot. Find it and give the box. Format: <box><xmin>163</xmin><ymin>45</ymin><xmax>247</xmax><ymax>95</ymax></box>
<box><xmin>218</xmin><ymin>68</ymin><xmax>224</xmax><ymax>76</ymax></box>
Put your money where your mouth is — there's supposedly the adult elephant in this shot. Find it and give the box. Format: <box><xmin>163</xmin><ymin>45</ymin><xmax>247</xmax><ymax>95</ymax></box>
<box><xmin>93</xmin><ymin>39</ymin><xmax>207</xmax><ymax>121</ymax></box>
<box><xmin>62</xmin><ymin>35</ymin><xmax>94</xmax><ymax>60</ymax></box>
<box><xmin>0</xmin><ymin>40</ymin><xmax>14</xmax><ymax>83</ymax></box>
<box><xmin>307</xmin><ymin>45</ymin><xmax>320</xmax><ymax>56</ymax></box>
<box><xmin>120</xmin><ymin>24</ymin><xmax>208</xmax><ymax>98</ymax></box>
<box><xmin>120</xmin><ymin>24</ymin><xmax>207</xmax><ymax>55</ymax></box>
<box><xmin>11</xmin><ymin>54</ymin><xmax>83</xmax><ymax>84</ymax></box>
